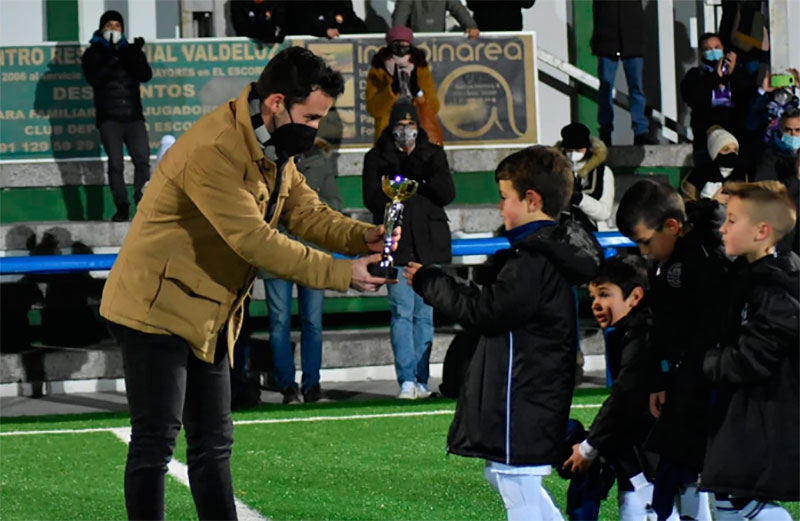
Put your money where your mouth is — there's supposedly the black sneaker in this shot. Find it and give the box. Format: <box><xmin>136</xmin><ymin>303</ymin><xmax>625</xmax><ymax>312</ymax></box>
<box><xmin>302</xmin><ymin>385</ymin><xmax>324</xmax><ymax>403</ymax></box>
<box><xmin>281</xmin><ymin>384</ymin><xmax>301</xmax><ymax>405</ymax></box>
<box><xmin>634</xmin><ymin>133</ymin><xmax>659</xmax><ymax>145</ymax></box>
<box><xmin>111</xmin><ymin>204</ymin><xmax>130</xmax><ymax>222</ymax></box>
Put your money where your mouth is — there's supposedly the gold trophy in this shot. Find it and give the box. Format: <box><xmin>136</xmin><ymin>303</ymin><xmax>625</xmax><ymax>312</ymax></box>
<box><xmin>367</xmin><ymin>175</ymin><xmax>418</xmax><ymax>279</ymax></box>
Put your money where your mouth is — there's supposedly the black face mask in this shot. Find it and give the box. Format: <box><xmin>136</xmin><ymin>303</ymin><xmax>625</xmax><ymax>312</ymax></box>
<box><xmin>270</xmin><ymin>108</ymin><xmax>317</xmax><ymax>158</ymax></box>
<box><xmin>390</xmin><ymin>42</ymin><xmax>411</xmax><ymax>57</ymax></box>
<box><xmin>716</xmin><ymin>152</ymin><xmax>738</xmax><ymax>169</ymax></box>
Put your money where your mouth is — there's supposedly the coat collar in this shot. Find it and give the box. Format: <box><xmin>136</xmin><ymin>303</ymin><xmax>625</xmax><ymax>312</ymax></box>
<box><xmin>555</xmin><ymin>136</ymin><xmax>608</xmax><ymax>179</ymax></box>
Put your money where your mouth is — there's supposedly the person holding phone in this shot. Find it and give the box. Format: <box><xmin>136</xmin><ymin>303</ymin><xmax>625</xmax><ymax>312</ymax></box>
<box><xmin>681</xmin><ymin>32</ymin><xmax>757</xmax><ymax>166</ymax></box>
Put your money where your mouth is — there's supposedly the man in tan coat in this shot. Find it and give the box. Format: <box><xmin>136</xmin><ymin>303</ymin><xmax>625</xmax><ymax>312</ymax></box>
<box><xmin>101</xmin><ymin>47</ymin><xmax>395</xmax><ymax>520</ymax></box>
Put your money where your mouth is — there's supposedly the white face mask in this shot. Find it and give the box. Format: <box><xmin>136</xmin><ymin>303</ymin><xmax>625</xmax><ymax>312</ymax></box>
<box><xmin>567</xmin><ymin>151</ymin><xmax>584</xmax><ymax>164</ymax></box>
<box><xmin>103</xmin><ymin>30</ymin><xmax>122</xmax><ymax>44</ymax></box>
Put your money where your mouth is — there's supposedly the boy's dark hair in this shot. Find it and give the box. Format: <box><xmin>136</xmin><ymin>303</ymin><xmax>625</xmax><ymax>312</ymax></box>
<box><xmin>494</xmin><ymin>145</ymin><xmax>573</xmax><ymax>218</ymax></box>
<box><xmin>255</xmin><ymin>47</ymin><xmax>345</xmax><ymax>108</ymax></box>
<box><xmin>780</xmin><ymin>107</ymin><xmax>800</xmax><ymax>123</ymax></box>
<box><xmin>698</xmin><ymin>32</ymin><xmax>720</xmax><ymax>47</ymax></box>
<box><xmin>725</xmin><ymin>181</ymin><xmax>798</xmax><ymax>241</ymax></box>
<box><xmin>591</xmin><ymin>254</ymin><xmax>649</xmax><ymax>299</ymax></box>
<box><xmin>616</xmin><ymin>179</ymin><xmax>686</xmax><ymax>239</ymax></box>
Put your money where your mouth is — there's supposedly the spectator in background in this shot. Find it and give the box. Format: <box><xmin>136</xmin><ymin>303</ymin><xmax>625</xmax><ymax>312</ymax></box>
<box><xmin>81</xmin><ymin>10</ymin><xmax>152</xmax><ymax>222</ymax></box>
<box><xmin>286</xmin><ymin>1</ymin><xmax>366</xmax><ymax>39</ymax></box>
<box><xmin>682</xmin><ymin>126</ymin><xmax>748</xmax><ymax>202</ymax></box>
<box><xmin>362</xmin><ymin>99</ymin><xmax>455</xmax><ymax>399</ymax></box>
<box><xmin>681</xmin><ymin>32</ymin><xmax>755</xmax><ymax>166</ymax></box>
<box><xmin>466</xmin><ymin>0</ymin><xmax>535</xmax><ymax>32</ymax></box>
<box><xmin>393</xmin><ymin>0</ymin><xmax>480</xmax><ymax>39</ymax></box>
<box><xmin>591</xmin><ymin>0</ymin><xmax>655</xmax><ymax>146</ymax></box>
<box><xmin>366</xmin><ymin>26</ymin><xmax>442</xmax><ymax>144</ymax></box>
<box><xmin>557</xmin><ymin>122</ymin><xmax>615</xmax><ymax>232</ymax></box>
<box><xmin>230</xmin><ymin>0</ymin><xmax>287</xmax><ymax>44</ymax></box>
<box><xmin>264</xmin><ymin>137</ymin><xmax>344</xmax><ymax>405</ymax></box>
<box><xmin>755</xmin><ymin>107</ymin><xmax>800</xmax><ymax>253</ymax></box>
<box><xmin>747</xmin><ymin>69</ymin><xmax>800</xmax><ymax>150</ymax></box>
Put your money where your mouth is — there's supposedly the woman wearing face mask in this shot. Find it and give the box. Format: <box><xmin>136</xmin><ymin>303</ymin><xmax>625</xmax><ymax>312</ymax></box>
<box><xmin>557</xmin><ymin>123</ymin><xmax>616</xmax><ymax>233</ymax></box>
<box><xmin>680</xmin><ymin>32</ymin><xmax>756</xmax><ymax>166</ymax></box>
<box><xmin>682</xmin><ymin>126</ymin><xmax>748</xmax><ymax>203</ymax></box>
<box><xmin>362</xmin><ymin>99</ymin><xmax>456</xmax><ymax>400</ymax></box>
<box><xmin>81</xmin><ymin>10</ymin><xmax>153</xmax><ymax>222</ymax></box>
<box><xmin>366</xmin><ymin>26</ymin><xmax>442</xmax><ymax>145</ymax></box>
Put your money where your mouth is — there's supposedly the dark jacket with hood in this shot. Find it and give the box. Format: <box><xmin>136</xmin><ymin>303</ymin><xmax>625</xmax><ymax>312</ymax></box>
<box><xmin>466</xmin><ymin>0</ymin><xmax>535</xmax><ymax>31</ymax></box>
<box><xmin>362</xmin><ymin>126</ymin><xmax>455</xmax><ymax>266</ymax></box>
<box><xmin>701</xmin><ymin>252</ymin><xmax>800</xmax><ymax>501</ymax></box>
<box><xmin>412</xmin><ymin>220</ymin><xmax>603</xmax><ymax>465</ymax></box>
<box><xmin>81</xmin><ymin>31</ymin><xmax>152</xmax><ymax>127</ymax></box>
<box><xmin>230</xmin><ymin>0</ymin><xmax>287</xmax><ymax>43</ymax></box>
<box><xmin>645</xmin><ymin>199</ymin><xmax>730</xmax><ymax>471</ymax></box>
<box><xmin>587</xmin><ymin>304</ymin><xmax>656</xmax><ymax>477</ymax></box>
<box><xmin>591</xmin><ymin>0</ymin><xmax>645</xmax><ymax>58</ymax></box>
<box><xmin>286</xmin><ymin>1</ymin><xmax>366</xmax><ymax>38</ymax></box>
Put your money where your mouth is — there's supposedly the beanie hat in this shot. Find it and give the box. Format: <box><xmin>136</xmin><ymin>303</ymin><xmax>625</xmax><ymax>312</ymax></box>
<box><xmin>386</xmin><ymin>26</ymin><xmax>413</xmax><ymax>45</ymax></box>
<box><xmin>560</xmin><ymin>122</ymin><xmax>591</xmax><ymax>150</ymax></box>
<box><xmin>706</xmin><ymin>125</ymin><xmax>738</xmax><ymax>160</ymax></box>
<box><xmin>99</xmin><ymin>10</ymin><xmax>124</xmax><ymax>32</ymax></box>
<box><xmin>390</xmin><ymin>98</ymin><xmax>418</xmax><ymax>126</ymax></box>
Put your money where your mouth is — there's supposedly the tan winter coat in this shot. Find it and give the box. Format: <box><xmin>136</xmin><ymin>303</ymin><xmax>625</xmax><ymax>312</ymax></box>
<box><xmin>100</xmin><ymin>84</ymin><xmax>372</xmax><ymax>364</ymax></box>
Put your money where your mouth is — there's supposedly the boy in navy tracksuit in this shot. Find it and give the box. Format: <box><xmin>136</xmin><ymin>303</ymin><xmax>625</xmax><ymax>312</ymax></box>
<box><xmin>404</xmin><ymin>146</ymin><xmax>603</xmax><ymax>521</ymax></box>
<box><xmin>701</xmin><ymin>181</ymin><xmax>799</xmax><ymax>521</ymax></box>
<box><xmin>616</xmin><ymin>180</ymin><xmax>730</xmax><ymax>520</ymax></box>
<box><xmin>564</xmin><ymin>255</ymin><xmax>674</xmax><ymax>520</ymax></box>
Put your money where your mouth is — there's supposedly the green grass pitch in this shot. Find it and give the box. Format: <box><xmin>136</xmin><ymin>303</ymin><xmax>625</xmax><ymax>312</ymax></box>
<box><xmin>1</xmin><ymin>390</ymin><xmax>797</xmax><ymax>520</ymax></box>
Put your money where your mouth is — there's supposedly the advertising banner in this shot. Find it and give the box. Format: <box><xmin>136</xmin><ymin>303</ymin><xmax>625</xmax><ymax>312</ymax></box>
<box><xmin>0</xmin><ymin>33</ymin><xmax>537</xmax><ymax>162</ymax></box>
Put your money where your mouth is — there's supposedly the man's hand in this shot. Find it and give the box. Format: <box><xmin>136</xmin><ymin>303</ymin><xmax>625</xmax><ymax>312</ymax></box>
<box><xmin>762</xmin><ymin>72</ymin><xmax>776</xmax><ymax>93</ymax></box>
<box><xmin>649</xmin><ymin>391</ymin><xmax>666</xmax><ymax>418</ymax></box>
<box><xmin>716</xmin><ymin>51</ymin><xmax>737</xmax><ymax>77</ymax></box>
<box><xmin>562</xmin><ymin>443</ymin><xmax>593</xmax><ymax>475</ymax></box>
<box><xmin>402</xmin><ymin>261</ymin><xmax>423</xmax><ymax>286</ymax></box>
<box><xmin>364</xmin><ymin>225</ymin><xmax>401</xmax><ymax>253</ymax></box>
<box><xmin>326</xmin><ymin>28</ymin><xmax>340</xmax><ymax>39</ymax></box>
<box><xmin>351</xmin><ymin>254</ymin><xmax>396</xmax><ymax>292</ymax></box>
<box><xmin>466</xmin><ymin>27</ymin><xmax>480</xmax><ymax>40</ymax></box>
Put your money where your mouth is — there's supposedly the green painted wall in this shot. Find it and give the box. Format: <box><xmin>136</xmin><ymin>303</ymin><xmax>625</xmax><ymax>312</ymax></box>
<box><xmin>573</xmin><ymin>0</ymin><xmax>598</xmax><ymax>134</ymax></box>
<box><xmin>0</xmin><ymin>171</ymin><xmax>502</xmax><ymax>224</ymax></box>
<box><xmin>46</xmin><ymin>0</ymin><xmax>79</xmax><ymax>41</ymax></box>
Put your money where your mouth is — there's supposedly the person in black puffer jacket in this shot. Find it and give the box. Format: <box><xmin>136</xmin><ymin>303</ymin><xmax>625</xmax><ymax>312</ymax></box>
<box><xmin>363</xmin><ymin>98</ymin><xmax>455</xmax><ymax>400</ymax></box>
<box><xmin>404</xmin><ymin>146</ymin><xmax>603</xmax><ymax>520</ymax></box>
<box><xmin>81</xmin><ymin>10</ymin><xmax>152</xmax><ymax>222</ymax></box>
<box><xmin>702</xmin><ymin>181</ymin><xmax>799</xmax><ymax>520</ymax></box>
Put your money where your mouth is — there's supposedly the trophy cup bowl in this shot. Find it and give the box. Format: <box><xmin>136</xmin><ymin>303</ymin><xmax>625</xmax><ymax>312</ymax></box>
<box><xmin>367</xmin><ymin>175</ymin><xmax>419</xmax><ymax>279</ymax></box>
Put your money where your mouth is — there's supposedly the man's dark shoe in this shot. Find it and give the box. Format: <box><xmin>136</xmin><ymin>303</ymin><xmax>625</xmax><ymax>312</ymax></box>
<box><xmin>281</xmin><ymin>384</ymin><xmax>301</xmax><ymax>405</ymax></box>
<box><xmin>111</xmin><ymin>204</ymin><xmax>130</xmax><ymax>222</ymax></box>
<box><xmin>302</xmin><ymin>385</ymin><xmax>324</xmax><ymax>403</ymax></box>
<box><xmin>634</xmin><ymin>133</ymin><xmax>659</xmax><ymax>145</ymax></box>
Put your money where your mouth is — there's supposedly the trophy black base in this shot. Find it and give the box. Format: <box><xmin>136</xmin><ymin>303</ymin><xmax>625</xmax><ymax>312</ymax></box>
<box><xmin>368</xmin><ymin>264</ymin><xmax>398</xmax><ymax>279</ymax></box>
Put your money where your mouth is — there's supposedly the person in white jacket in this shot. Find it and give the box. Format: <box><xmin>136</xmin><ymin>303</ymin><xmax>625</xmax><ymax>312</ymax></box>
<box><xmin>557</xmin><ymin>122</ymin><xmax>616</xmax><ymax>232</ymax></box>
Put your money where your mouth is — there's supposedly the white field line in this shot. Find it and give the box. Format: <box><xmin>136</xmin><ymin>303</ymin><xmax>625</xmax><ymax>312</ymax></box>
<box><xmin>0</xmin><ymin>403</ymin><xmax>602</xmax><ymax>437</ymax></box>
<box><xmin>109</xmin><ymin>428</ymin><xmax>267</xmax><ymax>521</ymax></box>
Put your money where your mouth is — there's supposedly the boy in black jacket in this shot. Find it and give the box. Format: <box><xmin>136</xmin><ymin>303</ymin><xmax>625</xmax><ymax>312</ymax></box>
<box><xmin>702</xmin><ymin>181</ymin><xmax>799</xmax><ymax>521</ymax></box>
<box><xmin>564</xmin><ymin>254</ymin><xmax>667</xmax><ymax>520</ymax></box>
<box><xmin>616</xmin><ymin>180</ymin><xmax>729</xmax><ymax>521</ymax></box>
<box><xmin>404</xmin><ymin>146</ymin><xmax>603</xmax><ymax>520</ymax></box>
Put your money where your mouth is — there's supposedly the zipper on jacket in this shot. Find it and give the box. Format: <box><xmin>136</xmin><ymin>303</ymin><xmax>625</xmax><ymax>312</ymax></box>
<box><xmin>505</xmin><ymin>331</ymin><xmax>513</xmax><ymax>464</ymax></box>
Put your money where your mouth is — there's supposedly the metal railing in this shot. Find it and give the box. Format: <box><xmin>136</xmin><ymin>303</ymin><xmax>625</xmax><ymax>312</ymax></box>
<box><xmin>0</xmin><ymin>232</ymin><xmax>636</xmax><ymax>275</ymax></box>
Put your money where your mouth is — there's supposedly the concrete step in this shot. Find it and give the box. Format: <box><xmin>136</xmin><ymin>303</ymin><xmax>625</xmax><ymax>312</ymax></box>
<box><xmin>0</xmin><ymin>326</ymin><xmax>606</xmax><ymax>396</ymax></box>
